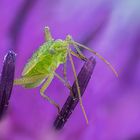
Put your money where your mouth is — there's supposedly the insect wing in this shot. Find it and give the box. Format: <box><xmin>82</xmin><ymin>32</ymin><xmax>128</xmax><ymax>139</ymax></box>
<box><xmin>22</xmin><ymin>44</ymin><xmax>47</xmax><ymax>76</ymax></box>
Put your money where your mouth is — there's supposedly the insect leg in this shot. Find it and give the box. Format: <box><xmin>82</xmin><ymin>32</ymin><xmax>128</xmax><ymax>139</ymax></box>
<box><xmin>54</xmin><ymin>72</ymin><xmax>72</xmax><ymax>94</ymax></box>
<box><xmin>71</xmin><ymin>41</ymin><xmax>118</xmax><ymax>77</ymax></box>
<box><xmin>61</xmin><ymin>59</ymin><xmax>74</xmax><ymax>96</ymax></box>
<box><xmin>62</xmin><ymin>57</ymin><xmax>73</xmax><ymax>91</ymax></box>
<box><xmin>70</xmin><ymin>50</ymin><xmax>87</xmax><ymax>61</ymax></box>
<box><xmin>68</xmin><ymin>48</ymin><xmax>89</xmax><ymax>124</ymax></box>
<box><xmin>66</xmin><ymin>35</ymin><xmax>87</xmax><ymax>61</ymax></box>
<box><xmin>72</xmin><ymin>44</ymin><xmax>88</xmax><ymax>61</ymax></box>
<box><xmin>14</xmin><ymin>75</ymin><xmax>46</xmax><ymax>85</ymax></box>
<box><xmin>40</xmin><ymin>74</ymin><xmax>61</xmax><ymax>113</ymax></box>
<box><xmin>45</xmin><ymin>26</ymin><xmax>53</xmax><ymax>41</ymax></box>
<box><xmin>63</xmin><ymin>57</ymin><xmax>67</xmax><ymax>82</ymax></box>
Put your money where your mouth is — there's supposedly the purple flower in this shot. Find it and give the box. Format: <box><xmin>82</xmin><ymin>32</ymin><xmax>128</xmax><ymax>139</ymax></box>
<box><xmin>0</xmin><ymin>0</ymin><xmax>140</xmax><ymax>140</ymax></box>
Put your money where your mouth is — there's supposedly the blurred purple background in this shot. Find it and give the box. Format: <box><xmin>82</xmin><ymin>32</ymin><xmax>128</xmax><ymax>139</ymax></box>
<box><xmin>0</xmin><ymin>0</ymin><xmax>140</xmax><ymax>140</ymax></box>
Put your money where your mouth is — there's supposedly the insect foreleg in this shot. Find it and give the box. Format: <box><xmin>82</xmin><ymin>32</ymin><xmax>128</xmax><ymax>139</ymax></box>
<box><xmin>71</xmin><ymin>43</ymin><xmax>88</xmax><ymax>61</ymax></box>
<box><xmin>71</xmin><ymin>41</ymin><xmax>118</xmax><ymax>77</ymax></box>
<box><xmin>70</xmin><ymin>50</ymin><xmax>87</xmax><ymax>61</ymax></box>
<box><xmin>45</xmin><ymin>26</ymin><xmax>53</xmax><ymax>41</ymax></box>
<box><xmin>66</xmin><ymin>35</ymin><xmax>87</xmax><ymax>61</ymax></box>
<box><xmin>40</xmin><ymin>74</ymin><xmax>60</xmax><ymax>113</ymax></box>
<box><xmin>68</xmin><ymin>48</ymin><xmax>89</xmax><ymax>124</ymax></box>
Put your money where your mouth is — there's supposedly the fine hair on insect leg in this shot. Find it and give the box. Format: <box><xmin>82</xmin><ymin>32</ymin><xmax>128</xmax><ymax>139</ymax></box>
<box><xmin>68</xmin><ymin>47</ymin><xmax>89</xmax><ymax>124</ymax></box>
<box><xmin>66</xmin><ymin>35</ymin><xmax>118</xmax><ymax>77</ymax></box>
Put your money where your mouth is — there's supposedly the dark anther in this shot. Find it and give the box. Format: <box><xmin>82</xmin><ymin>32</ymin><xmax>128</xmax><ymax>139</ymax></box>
<box><xmin>53</xmin><ymin>57</ymin><xmax>96</xmax><ymax>130</ymax></box>
<box><xmin>0</xmin><ymin>51</ymin><xmax>16</xmax><ymax>119</ymax></box>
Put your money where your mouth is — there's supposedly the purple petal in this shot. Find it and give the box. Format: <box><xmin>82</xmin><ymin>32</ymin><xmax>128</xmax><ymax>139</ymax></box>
<box><xmin>54</xmin><ymin>57</ymin><xmax>96</xmax><ymax>130</ymax></box>
<box><xmin>0</xmin><ymin>51</ymin><xmax>16</xmax><ymax>119</ymax></box>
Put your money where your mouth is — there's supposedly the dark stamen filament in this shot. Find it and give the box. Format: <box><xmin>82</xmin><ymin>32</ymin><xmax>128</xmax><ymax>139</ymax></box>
<box><xmin>0</xmin><ymin>51</ymin><xmax>16</xmax><ymax>119</ymax></box>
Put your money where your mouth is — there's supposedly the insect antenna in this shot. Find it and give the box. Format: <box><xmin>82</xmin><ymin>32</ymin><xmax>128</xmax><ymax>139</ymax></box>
<box><xmin>71</xmin><ymin>41</ymin><xmax>118</xmax><ymax>77</ymax></box>
<box><xmin>68</xmin><ymin>48</ymin><xmax>89</xmax><ymax>124</ymax></box>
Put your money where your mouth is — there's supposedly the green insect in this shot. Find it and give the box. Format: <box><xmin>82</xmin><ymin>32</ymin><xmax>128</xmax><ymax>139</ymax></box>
<box><xmin>14</xmin><ymin>27</ymin><xmax>118</xmax><ymax>124</ymax></box>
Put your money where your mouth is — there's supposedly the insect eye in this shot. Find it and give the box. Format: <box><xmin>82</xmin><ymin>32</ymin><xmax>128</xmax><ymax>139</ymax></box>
<box><xmin>49</xmin><ymin>49</ymin><xmax>55</xmax><ymax>54</ymax></box>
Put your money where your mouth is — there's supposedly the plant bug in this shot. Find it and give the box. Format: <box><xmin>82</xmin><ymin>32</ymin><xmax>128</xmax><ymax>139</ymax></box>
<box><xmin>14</xmin><ymin>27</ymin><xmax>118</xmax><ymax>124</ymax></box>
